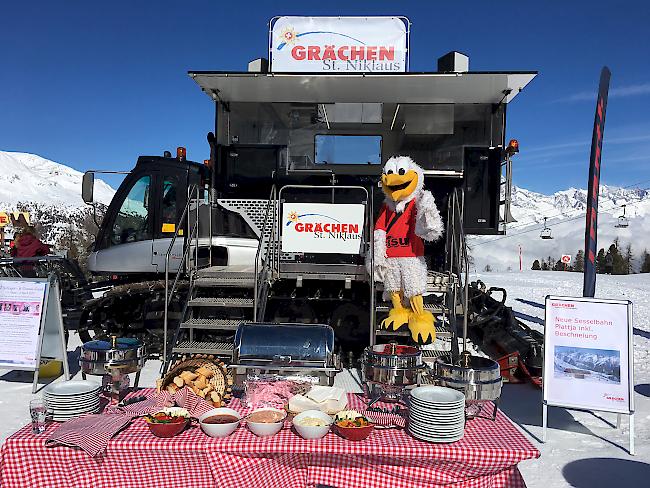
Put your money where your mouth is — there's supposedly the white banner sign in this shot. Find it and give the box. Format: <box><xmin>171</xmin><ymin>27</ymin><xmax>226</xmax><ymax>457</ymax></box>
<box><xmin>282</xmin><ymin>203</ymin><xmax>364</xmax><ymax>254</ymax></box>
<box><xmin>270</xmin><ymin>16</ymin><xmax>408</xmax><ymax>73</ymax></box>
<box><xmin>0</xmin><ymin>280</ymin><xmax>47</xmax><ymax>368</ymax></box>
<box><xmin>543</xmin><ymin>296</ymin><xmax>633</xmax><ymax>414</ymax></box>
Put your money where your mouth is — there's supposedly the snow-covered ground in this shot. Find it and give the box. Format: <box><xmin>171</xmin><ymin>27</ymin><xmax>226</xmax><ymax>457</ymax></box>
<box><xmin>0</xmin><ymin>270</ymin><xmax>648</xmax><ymax>486</ymax></box>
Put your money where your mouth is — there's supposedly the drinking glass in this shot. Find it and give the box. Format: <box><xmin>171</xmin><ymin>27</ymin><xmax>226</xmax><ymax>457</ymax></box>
<box><xmin>29</xmin><ymin>399</ymin><xmax>47</xmax><ymax>434</ymax></box>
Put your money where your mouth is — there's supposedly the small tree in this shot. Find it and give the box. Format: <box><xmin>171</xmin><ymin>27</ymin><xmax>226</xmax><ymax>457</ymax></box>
<box><xmin>624</xmin><ymin>243</ymin><xmax>634</xmax><ymax>274</ymax></box>
<box><xmin>553</xmin><ymin>259</ymin><xmax>564</xmax><ymax>271</ymax></box>
<box><xmin>640</xmin><ymin>249</ymin><xmax>650</xmax><ymax>273</ymax></box>
<box><xmin>609</xmin><ymin>244</ymin><xmax>626</xmax><ymax>275</ymax></box>
<box><xmin>483</xmin><ymin>264</ymin><xmax>493</xmax><ymax>272</ymax></box>
<box><xmin>532</xmin><ymin>259</ymin><xmax>541</xmax><ymax>270</ymax></box>
<box><xmin>573</xmin><ymin>249</ymin><xmax>585</xmax><ymax>273</ymax></box>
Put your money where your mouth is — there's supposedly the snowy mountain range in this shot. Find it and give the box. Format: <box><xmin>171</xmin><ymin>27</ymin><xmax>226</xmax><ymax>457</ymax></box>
<box><xmin>0</xmin><ymin>151</ymin><xmax>114</xmax><ymax>207</ymax></box>
<box><xmin>470</xmin><ymin>184</ymin><xmax>650</xmax><ymax>272</ymax></box>
<box><xmin>0</xmin><ymin>151</ymin><xmax>115</xmax><ymax>255</ymax></box>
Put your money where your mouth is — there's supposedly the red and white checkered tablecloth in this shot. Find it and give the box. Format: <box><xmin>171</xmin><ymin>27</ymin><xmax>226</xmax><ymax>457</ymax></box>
<box><xmin>0</xmin><ymin>390</ymin><xmax>539</xmax><ymax>488</ymax></box>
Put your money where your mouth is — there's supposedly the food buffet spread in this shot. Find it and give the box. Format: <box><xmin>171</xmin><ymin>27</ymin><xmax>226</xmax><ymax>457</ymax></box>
<box><xmin>0</xmin><ymin>341</ymin><xmax>540</xmax><ymax>488</ymax></box>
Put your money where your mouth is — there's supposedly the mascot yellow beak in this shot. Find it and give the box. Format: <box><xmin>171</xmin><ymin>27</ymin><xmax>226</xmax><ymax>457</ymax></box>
<box><xmin>381</xmin><ymin>170</ymin><xmax>419</xmax><ymax>202</ymax></box>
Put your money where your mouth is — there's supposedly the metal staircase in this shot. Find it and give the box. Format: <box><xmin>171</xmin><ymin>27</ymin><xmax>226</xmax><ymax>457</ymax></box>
<box><xmin>162</xmin><ymin>186</ymin><xmax>278</xmax><ymax>370</ymax></box>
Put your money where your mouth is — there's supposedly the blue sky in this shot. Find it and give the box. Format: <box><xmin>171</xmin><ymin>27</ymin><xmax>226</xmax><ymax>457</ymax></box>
<box><xmin>1</xmin><ymin>0</ymin><xmax>648</xmax><ymax>192</ymax></box>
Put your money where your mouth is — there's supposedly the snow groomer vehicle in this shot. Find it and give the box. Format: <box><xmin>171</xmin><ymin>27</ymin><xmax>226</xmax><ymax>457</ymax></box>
<box><xmin>80</xmin><ymin>16</ymin><xmax>541</xmax><ymax>387</ymax></box>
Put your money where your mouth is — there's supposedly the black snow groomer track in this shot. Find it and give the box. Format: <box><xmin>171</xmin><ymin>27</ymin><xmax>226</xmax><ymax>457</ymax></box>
<box><xmin>466</xmin><ymin>281</ymin><xmax>543</xmax><ymax>386</ymax></box>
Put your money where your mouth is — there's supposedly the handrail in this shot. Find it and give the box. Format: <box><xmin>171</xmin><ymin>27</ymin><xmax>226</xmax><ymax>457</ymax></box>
<box><xmin>450</xmin><ymin>188</ymin><xmax>470</xmax><ymax>353</ymax></box>
<box><xmin>163</xmin><ymin>184</ymin><xmax>200</xmax><ymax>360</ymax></box>
<box><xmin>253</xmin><ymin>185</ymin><xmax>277</xmax><ymax>321</ymax></box>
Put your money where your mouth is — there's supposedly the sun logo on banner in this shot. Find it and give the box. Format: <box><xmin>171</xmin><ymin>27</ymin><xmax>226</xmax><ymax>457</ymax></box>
<box><xmin>280</xmin><ymin>26</ymin><xmax>298</xmax><ymax>45</ymax></box>
<box><xmin>287</xmin><ymin>211</ymin><xmax>299</xmax><ymax>223</ymax></box>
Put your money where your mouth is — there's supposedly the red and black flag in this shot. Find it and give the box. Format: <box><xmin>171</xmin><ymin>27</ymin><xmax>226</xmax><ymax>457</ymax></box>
<box><xmin>583</xmin><ymin>67</ymin><xmax>611</xmax><ymax>297</ymax></box>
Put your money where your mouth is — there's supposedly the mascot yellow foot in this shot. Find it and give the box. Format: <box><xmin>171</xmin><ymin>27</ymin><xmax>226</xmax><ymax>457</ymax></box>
<box><xmin>381</xmin><ymin>292</ymin><xmax>410</xmax><ymax>331</ymax></box>
<box><xmin>408</xmin><ymin>295</ymin><xmax>436</xmax><ymax>345</ymax></box>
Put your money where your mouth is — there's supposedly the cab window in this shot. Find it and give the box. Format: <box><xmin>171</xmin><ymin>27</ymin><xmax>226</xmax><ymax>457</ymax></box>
<box><xmin>110</xmin><ymin>175</ymin><xmax>151</xmax><ymax>245</ymax></box>
<box><xmin>161</xmin><ymin>175</ymin><xmax>178</xmax><ymax>233</ymax></box>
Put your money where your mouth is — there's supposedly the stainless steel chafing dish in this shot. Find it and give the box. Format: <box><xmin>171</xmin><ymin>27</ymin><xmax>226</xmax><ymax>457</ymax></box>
<box><xmin>434</xmin><ymin>353</ymin><xmax>502</xmax><ymax>420</ymax></box>
<box><xmin>80</xmin><ymin>336</ymin><xmax>146</xmax><ymax>404</ymax></box>
<box><xmin>362</xmin><ymin>343</ymin><xmax>423</xmax><ymax>386</ymax></box>
<box><xmin>232</xmin><ymin>323</ymin><xmax>340</xmax><ymax>385</ymax></box>
<box><xmin>80</xmin><ymin>336</ymin><xmax>145</xmax><ymax>375</ymax></box>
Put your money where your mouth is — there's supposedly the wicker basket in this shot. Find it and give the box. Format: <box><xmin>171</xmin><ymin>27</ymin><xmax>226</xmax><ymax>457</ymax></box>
<box><xmin>158</xmin><ymin>355</ymin><xmax>233</xmax><ymax>407</ymax></box>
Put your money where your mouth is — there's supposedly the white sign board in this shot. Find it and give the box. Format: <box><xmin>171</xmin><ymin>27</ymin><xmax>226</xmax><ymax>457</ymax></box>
<box><xmin>0</xmin><ymin>280</ymin><xmax>47</xmax><ymax>368</ymax></box>
<box><xmin>543</xmin><ymin>296</ymin><xmax>633</xmax><ymax>415</ymax></box>
<box><xmin>270</xmin><ymin>16</ymin><xmax>408</xmax><ymax>73</ymax></box>
<box><xmin>282</xmin><ymin>203</ymin><xmax>365</xmax><ymax>254</ymax></box>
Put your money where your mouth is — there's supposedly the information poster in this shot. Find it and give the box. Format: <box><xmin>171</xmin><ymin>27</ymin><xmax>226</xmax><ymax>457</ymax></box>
<box><xmin>544</xmin><ymin>296</ymin><xmax>633</xmax><ymax>414</ymax></box>
<box><xmin>0</xmin><ymin>280</ymin><xmax>47</xmax><ymax>368</ymax></box>
<box><xmin>282</xmin><ymin>203</ymin><xmax>365</xmax><ymax>254</ymax></box>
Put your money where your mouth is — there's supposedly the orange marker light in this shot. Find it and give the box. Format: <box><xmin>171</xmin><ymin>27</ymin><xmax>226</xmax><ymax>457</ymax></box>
<box><xmin>177</xmin><ymin>147</ymin><xmax>187</xmax><ymax>161</ymax></box>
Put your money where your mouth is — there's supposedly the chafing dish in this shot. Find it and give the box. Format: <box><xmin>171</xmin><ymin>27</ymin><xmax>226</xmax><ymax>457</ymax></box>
<box><xmin>361</xmin><ymin>343</ymin><xmax>425</xmax><ymax>405</ymax></box>
<box><xmin>80</xmin><ymin>336</ymin><xmax>145</xmax><ymax>404</ymax></box>
<box><xmin>434</xmin><ymin>353</ymin><xmax>502</xmax><ymax>420</ymax></box>
<box><xmin>232</xmin><ymin>323</ymin><xmax>340</xmax><ymax>385</ymax></box>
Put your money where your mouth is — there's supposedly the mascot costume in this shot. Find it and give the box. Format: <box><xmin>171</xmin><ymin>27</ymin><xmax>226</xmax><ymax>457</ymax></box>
<box><xmin>373</xmin><ymin>156</ymin><xmax>444</xmax><ymax>345</ymax></box>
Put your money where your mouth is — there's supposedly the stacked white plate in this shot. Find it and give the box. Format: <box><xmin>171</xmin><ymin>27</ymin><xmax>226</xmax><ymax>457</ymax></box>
<box><xmin>407</xmin><ymin>386</ymin><xmax>466</xmax><ymax>443</ymax></box>
<box><xmin>43</xmin><ymin>380</ymin><xmax>102</xmax><ymax>422</ymax></box>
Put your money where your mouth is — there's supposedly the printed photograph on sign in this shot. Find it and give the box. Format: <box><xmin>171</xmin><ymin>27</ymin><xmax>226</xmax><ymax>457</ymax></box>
<box><xmin>554</xmin><ymin>345</ymin><xmax>621</xmax><ymax>384</ymax></box>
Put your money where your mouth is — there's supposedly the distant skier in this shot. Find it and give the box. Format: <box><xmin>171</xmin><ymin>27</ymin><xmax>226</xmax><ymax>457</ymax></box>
<box><xmin>11</xmin><ymin>226</ymin><xmax>50</xmax><ymax>258</ymax></box>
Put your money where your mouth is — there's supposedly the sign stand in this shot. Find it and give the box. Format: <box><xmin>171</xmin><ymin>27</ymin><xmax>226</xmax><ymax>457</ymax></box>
<box><xmin>0</xmin><ymin>275</ymin><xmax>70</xmax><ymax>393</ymax></box>
<box><xmin>542</xmin><ymin>295</ymin><xmax>635</xmax><ymax>455</ymax></box>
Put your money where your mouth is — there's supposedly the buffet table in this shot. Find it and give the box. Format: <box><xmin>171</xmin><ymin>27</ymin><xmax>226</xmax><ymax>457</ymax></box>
<box><xmin>0</xmin><ymin>390</ymin><xmax>539</xmax><ymax>488</ymax></box>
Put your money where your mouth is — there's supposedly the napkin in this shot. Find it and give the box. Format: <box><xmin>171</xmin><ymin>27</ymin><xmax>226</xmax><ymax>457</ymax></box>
<box><xmin>45</xmin><ymin>387</ymin><xmax>214</xmax><ymax>457</ymax></box>
<box><xmin>306</xmin><ymin>385</ymin><xmax>345</xmax><ymax>403</ymax></box>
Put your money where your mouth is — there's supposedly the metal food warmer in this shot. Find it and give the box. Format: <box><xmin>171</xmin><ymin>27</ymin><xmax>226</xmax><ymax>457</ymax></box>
<box><xmin>232</xmin><ymin>323</ymin><xmax>340</xmax><ymax>385</ymax></box>
<box><xmin>361</xmin><ymin>343</ymin><xmax>424</xmax><ymax>406</ymax></box>
<box><xmin>80</xmin><ymin>336</ymin><xmax>146</xmax><ymax>404</ymax></box>
<box><xmin>434</xmin><ymin>352</ymin><xmax>502</xmax><ymax>420</ymax></box>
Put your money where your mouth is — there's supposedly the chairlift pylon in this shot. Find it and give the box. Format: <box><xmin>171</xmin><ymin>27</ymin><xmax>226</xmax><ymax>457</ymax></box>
<box><xmin>615</xmin><ymin>204</ymin><xmax>629</xmax><ymax>228</ymax></box>
<box><xmin>540</xmin><ymin>217</ymin><xmax>553</xmax><ymax>240</ymax></box>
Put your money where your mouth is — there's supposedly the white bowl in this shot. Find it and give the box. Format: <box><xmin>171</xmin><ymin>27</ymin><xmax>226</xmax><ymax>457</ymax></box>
<box><xmin>292</xmin><ymin>410</ymin><xmax>333</xmax><ymax>440</ymax></box>
<box><xmin>246</xmin><ymin>408</ymin><xmax>286</xmax><ymax>437</ymax></box>
<box><xmin>199</xmin><ymin>408</ymin><xmax>241</xmax><ymax>438</ymax></box>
